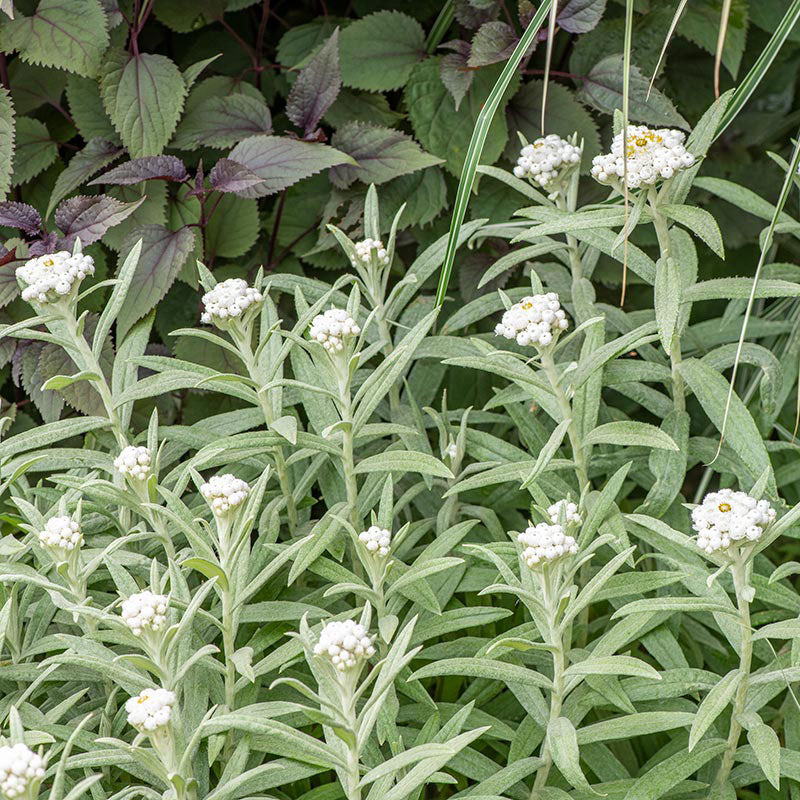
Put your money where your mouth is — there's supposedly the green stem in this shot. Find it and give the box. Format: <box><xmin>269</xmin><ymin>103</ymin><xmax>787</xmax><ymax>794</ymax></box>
<box><xmin>556</xmin><ymin>194</ymin><xmax>583</xmax><ymax>284</ymax></box>
<box><xmin>221</xmin><ymin>588</ymin><xmax>237</xmax><ymax>714</ymax></box>
<box><xmin>540</xmin><ymin>349</ymin><xmax>589</xmax><ymax>494</ymax></box>
<box><xmin>339</xmin><ymin>679</ymin><xmax>362</xmax><ymax>800</ymax></box>
<box><xmin>714</xmin><ymin>559</ymin><xmax>753</xmax><ymax>789</ymax></box>
<box><xmin>336</xmin><ymin>361</ymin><xmax>360</xmax><ymax>530</ymax></box>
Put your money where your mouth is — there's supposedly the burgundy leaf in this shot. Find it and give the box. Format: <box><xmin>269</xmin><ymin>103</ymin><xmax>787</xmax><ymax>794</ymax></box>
<box><xmin>0</xmin><ymin>202</ymin><xmax>42</xmax><ymax>235</ymax></box>
<box><xmin>557</xmin><ymin>0</ymin><xmax>606</xmax><ymax>34</ymax></box>
<box><xmin>209</xmin><ymin>159</ymin><xmax>267</xmax><ymax>194</ymax></box>
<box><xmin>55</xmin><ymin>194</ymin><xmax>146</xmax><ymax>246</ymax></box>
<box><xmin>28</xmin><ymin>232</ymin><xmax>60</xmax><ymax>256</ymax></box>
<box><xmin>89</xmin><ymin>155</ymin><xmax>189</xmax><ymax>186</ymax></box>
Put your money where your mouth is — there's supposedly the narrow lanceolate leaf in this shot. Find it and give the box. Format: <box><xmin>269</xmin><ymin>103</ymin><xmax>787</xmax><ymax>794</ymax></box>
<box><xmin>409</xmin><ymin>658</ymin><xmax>553</xmax><ymax>690</ymax></box>
<box><xmin>101</xmin><ymin>49</ymin><xmax>187</xmax><ymax>157</ymax></box>
<box><xmin>654</xmin><ymin>256</ymin><xmax>681</xmax><ymax>352</ymax></box>
<box><xmin>688</xmin><ymin>668</ymin><xmax>742</xmax><ymax>750</ymax></box>
<box><xmin>354</xmin><ymin>451</ymin><xmax>453</xmax><ymax>479</ymax></box>
<box><xmin>565</xmin><ymin>655</ymin><xmax>661</xmax><ymax>681</ymax></box>
<box><xmin>582</xmin><ymin>421</ymin><xmax>679</xmax><ymax>451</ymax></box>
<box><xmin>286</xmin><ymin>28</ymin><xmax>341</xmax><ymax>136</ymax></box>
<box><xmin>90</xmin><ymin>156</ymin><xmax>188</xmax><ymax>186</ymax></box>
<box><xmin>747</xmin><ymin>722</ymin><xmax>780</xmax><ymax>789</ymax></box>
<box><xmin>54</xmin><ymin>194</ymin><xmax>145</xmax><ymax>246</ymax></box>
<box><xmin>548</xmin><ymin>717</ymin><xmax>597</xmax><ymax>794</ymax></box>
<box><xmin>0</xmin><ymin>87</ymin><xmax>14</xmax><ymax>198</ymax></box>
<box><xmin>659</xmin><ymin>205</ymin><xmax>724</xmax><ymax>258</ymax></box>
<box><xmin>0</xmin><ymin>0</ymin><xmax>109</xmax><ymax>78</ymax></box>
<box><xmin>223</xmin><ymin>136</ymin><xmax>353</xmax><ymax>198</ymax></box>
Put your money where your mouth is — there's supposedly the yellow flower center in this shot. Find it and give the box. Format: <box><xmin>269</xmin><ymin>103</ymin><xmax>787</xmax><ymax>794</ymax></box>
<box><xmin>521</xmin><ymin>301</ymin><xmax>532</xmax><ymax>310</ymax></box>
<box><xmin>718</xmin><ymin>502</ymin><xmax>731</xmax><ymax>513</ymax></box>
<box><xmin>636</xmin><ymin>137</ymin><xmax>648</xmax><ymax>147</ymax></box>
<box><xmin>42</xmin><ymin>257</ymin><xmax>55</xmax><ymax>267</ymax></box>
<box><xmin>137</xmin><ymin>693</ymin><xmax>149</xmax><ymax>704</ymax></box>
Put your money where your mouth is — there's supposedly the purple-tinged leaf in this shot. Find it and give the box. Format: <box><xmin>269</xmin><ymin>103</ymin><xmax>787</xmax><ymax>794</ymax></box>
<box><xmin>170</xmin><ymin>94</ymin><xmax>272</xmax><ymax>151</ymax></box>
<box><xmin>330</xmin><ymin>122</ymin><xmax>442</xmax><ymax>189</ymax></box>
<box><xmin>90</xmin><ymin>155</ymin><xmax>189</xmax><ymax>186</ymax></box>
<box><xmin>116</xmin><ymin>224</ymin><xmax>196</xmax><ymax>338</ymax></box>
<box><xmin>55</xmin><ymin>194</ymin><xmax>146</xmax><ymax>246</ymax></box>
<box><xmin>439</xmin><ymin>41</ymin><xmax>473</xmax><ymax>111</ymax></box>
<box><xmin>28</xmin><ymin>232</ymin><xmax>59</xmax><ymax>256</ymax></box>
<box><xmin>47</xmin><ymin>138</ymin><xmax>123</xmax><ymax>217</ymax></box>
<box><xmin>286</xmin><ymin>28</ymin><xmax>341</xmax><ymax>136</ymax></box>
<box><xmin>209</xmin><ymin>159</ymin><xmax>266</xmax><ymax>195</ymax></box>
<box><xmin>224</xmin><ymin>135</ymin><xmax>354</xmax><ymax>198</ymax></box>
<box><xmin>468</xmin><ymin>22</ymin><xmax>520</xmax><ymax>67</ymax></box>
<box><xmin>0</xmin><ymin>202</ymin><xmax>42</xmax><ymax>235</ymax></box>
<box><xmin>557</xmin><ymin>0</ymin><xmax>606</xmax><ymax>34</ymax></box>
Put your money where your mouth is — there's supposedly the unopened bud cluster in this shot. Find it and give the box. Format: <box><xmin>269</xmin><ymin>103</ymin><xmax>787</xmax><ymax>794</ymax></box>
<box><xmin>352</xmin><ymin>238</ymin><xmax>389</xmax><ymax>267</ymax></box>
<box><xmin>114</xmin><ymin>445</ymin><xmax>151</xmax><ymax>481</ymax></box>
<box><xmin>548</xmin><ymin>500</ymin><xmax>581</xmax><ymax>526</ymax></box>
<box><xmin>122</xmin><ymin>590</ymin><xmax>168</xmax><ymax>637</ymax></box>
<box><xmin>314</xmin><ymin>619</ymin><xmax>375</xmax><ymax>671</ymax></box>
<box><xmin>495</xmin><ymin>293</ymin><xmax>568</xmax><ymax>348</ymax></box>
<box><xmin>201</xmin><ymin>278</ymin><xmax>263</xmax><ymax>325</ymax></box>
<box><xmin>38</xmin><ymin>516</ymin><xmax>81</xmax><ymax>554</ymax></box>
<box><xmin>126</xmin><ymin>688</ymin><xmax>176</xmax><ymax>733</ymax></box>
<box><xmin>358</xmin><ymin>525</ymin><xmax>391</xmax><ymax>558</ymax></box>
<box><xmin>591</xmin><ymin>126</ymin><xmax>695</xmax><ymax>189</ymax></box>
<box><xmin>17</xmin><ymin>251</ymin><xmax>95</xmax><ymax>305</ymax></box>
<box><xmin>0</xmin><ymin>743</ymin><xmax>45</xmax><ymax>799</ymax></box>
<box><xmin>308</xmin><ymin>308</ymin><xmax>360</xmax><ymax>354</ymax></box>
<box><xmin>692</xmin><ymin>489</ymin><xmax>776</xmax><ymax>556</ymax></box>
<box><xmin>200</xmin><ymin>474</ymin><xmax>250</xmax><ymax>516</ymax></box>
<box><xmin>518</xmin><ymin>522</ymin><xmax>578</xmax><ymax>567</ymax></box>
<box><xmin>513</xmin><ymin>135</ymin><xmax>581</xmax><ymax>188</ymax></box>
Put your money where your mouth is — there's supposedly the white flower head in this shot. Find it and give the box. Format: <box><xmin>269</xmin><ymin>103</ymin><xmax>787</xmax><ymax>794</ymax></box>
<box><xmin>518</xmin><ymin>522</ymin><xmax>578</xmax><ymax>568</ymax></box>
<box><xmin>494</xmin><ymin>292</ymin><xmax>569</xmax><ymax>348</ymax></box>
<box><xmin>308</xmin><ymin>308</ymin><xmax>360</xmax><ymax>354</ymax></box>
<box><xmin>16</xmin><ymin>250</ymin><xmax>95</xmax><ymax>306</ymax></box>
<box><xmin>114</xmin><ymin>445</ymin><xmax>151</xmax><ymax>481</ymax></box>
<box><xmin>125</xmin><ymin>688</ymin><xmax>176</xmax><ymax>733</ymax></box>
<box><xmin>548</xmin><ymin>500</ymin><xmax>581</xmax><ymax>527</ymax></box>
<box><xmin>313</xmin><ymin>619</ymin><xmax>375</xmax><ymax>671</ymax></box>
<box><xmin>352</xmin><ymin>238</ymin><xmax>389</xmax><ymax>267</ymax></box>
<box><xmin>200</xmin><ymin>474</ymin><xmax>250</xmax><ymax>516</ymax></box>
<box><xmin>692</xmin><ymin>489</ymin><xmax>776</xmax><ymax>556</ymax></box>
<box><xmin>38</xmin><ymin>515</ymin><xmax>82</xmax><ymax>556</ymax></box>
<box><xmin>0</xmin><ymin>743</ymin><xmax>46</xmax><ymax>800</ymax></box>
<box><xmin>358</xmin><ymin>525</ymin><xmax>392</xmax><ymax>558</ymax></box>
<box><xmin>513</xmin><ymin>135</ymin><xmax>582</xmax><ymax>188</ymax></box>
<box><xmin>591</xmin><ymin>126</ymin><xmax>695</xmax><ymax>190</ymax></box>
<box><xmin>201</xmin><ymin>278</ymin><xmax>263</xmax><ymax>326</ymax></box>
<box><xmin>121</xmin><ymin>590</ymin><xmax>169</xmax><ymax>637</ymax></box>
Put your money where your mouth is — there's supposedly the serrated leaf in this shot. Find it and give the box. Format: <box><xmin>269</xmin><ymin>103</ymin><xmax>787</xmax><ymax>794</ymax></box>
<box><xmin>469</xmin><ymin>21</ymin><xmax>518</xmax><ymax>67</ymax></box>
<box><xmin>287</xmin><ymin>28</ymin><xmax>341</xmax><ymax>136</ymax></box>
<box><xmin>0</xmin><ymin>0</ymin><xmax>109</xmax><ymax>78</ymax></box>
<box><xmin>11</xmin><ymin>117</ymin><xmax>56</xmax><ymax>186</ymax></box>
<box><xmin>116</xmin><ymin>224</ymin><xmax>195</xmax><ymax>338</ymax></box>
<box><xmin>223</xmin><ymin>135</ymin><xmax>353</xmax><ymax>199</ymax></box>
<box><xmin>339</xmin><ymin>10</ymin><xmax>425</xmax><ymax>91</ymax></box>
<box><xmin>170</xmin><ymin>94</ymin><xmax>272</xmax><ymax>150</ymax></box>
<box><xmin>0</xmin><ymin>201</ymin><xmax>41</xmax><ymax>235</ymax></box>
<box><xmin>330</xmin><ymin>122</ymin><xmax>442</xmax><ymax>189</ymax></box>
<box><xmin>54</xmin><ymin>194</ymin><xmax>144</xmax><ymax>246</ymax></box>
<box><xmin>90</xmin><ymin>156</ymin><xmax>188</xmax><ymax>186</ymax></box>
<box><xmin>558</xmin><ymin>0</ymin><xmax>607</xmax><ymax>33</ymax></box>
<box><xmin>101</xmin><ymin>50</ymin><xmax>187</xmax><ymax>157</ymax></box>
<box><xmin>208</xmin><ymin>159</ymin><xmax>266</xmax><ymax>194</ymax></box>
<box><xmin>0</xmin><ymin>87</ymin><xmax>14</xmax><ymax>198</ymax></box>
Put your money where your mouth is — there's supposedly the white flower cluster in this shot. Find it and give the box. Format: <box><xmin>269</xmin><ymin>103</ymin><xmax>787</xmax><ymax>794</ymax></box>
<box><xmin>114</xmin><ymin>445</ymin><xmax>151</xmax><ymax>481</ymax></box>
<box><xmin>513</xmin><ymin>135</ymin><xmax>581</xmax><ymax>188</ymax></box>
<box><xmin>126</xmin><ymin>688</ymin><xmax>176</xmax><ymax>733</ymax></box>
<box><xmin>358</xmin><ymin>525</ymin><xmax>391</xmax><ymax>558</ymax></box>
<box><xmin>494</xmin><ymin>293</ymin><xmax>568</xmax><ymax>348</ymax></box>
<box><xmin>121</xmin><ymin>591</ymin><xmax>168</xmax><ymax>637</ymax></box>
<box><xmin>591</xmin><ymin>126</ymin><xmax>695</xmax><ymax>189</ymax></box>
<box><xmin>352</xmin><ymin>238</ymin><xmax>389</xmax><ymax>267</ymax></box>
<box><xmin>200</xmin><ymin>474</ymin><xmax>250</xmax><ymax>516</ymax></box>
<box><xmin>692</xmin><ymin>489</ymin><xmax>776</xmax><ymax>556</ymax></box>
<box><xmin>518</xmin><ymin>522</ymin><xmax>578</xmax><ymax>567</ymax></box>
<box><xmin>314</xmin><ymin>619</ymin><xmax>375</xmax><ymax>671</ymax></box>
<box><xmin>308</xmin><ymin>308</ymin><xmax>360</xmax><ymax>354</ymax></box>
<box><xmin>200</xmin><ymin>278</ymin><xmax>263</xmax><ymax>325</ymax></box>
<box><xmin>16</xmin><ymin>251</ymin><xmax>95</xmax><ymax>305</ymax></box>
<box><xmin>548</xmin><ymin>500</ymin><xmax>581</xmax><ymax>526</ymax></box>
<box><xmin>38</xmin><ymin>516</ymin><xmax>81</xmax><ymax>553</ymax></box>
<box><xmin>0</xmin><ymin>744</ymin><xmax>45</xmax><ymax>800</ymax></box>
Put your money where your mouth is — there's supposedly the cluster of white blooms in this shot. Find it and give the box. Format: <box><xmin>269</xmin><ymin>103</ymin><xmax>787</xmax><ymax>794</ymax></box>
<box><xmin>495</xmin><ymin>293</ymin><xmax>569</xmax><ymax>347</ymax></box>
<box><xmin>121</xmin><ymin>591</ymin><xmax>169</xmax><ymax>637</ymax></box>
<box><xmin>114</xmin><ymin>445</ymin><xmax>151</xmax><ymax>480</ymax></box>
<box><xmin>513</xmin><ymin>135</ymin><xmax>581</xmax><ymax>188</ymax></box>
<box><xmin>0</xmin><ymin>744</ymin><xmax>45</xmax><ymax>799</ymax></box>
<box><xmin>308</xmin><ymin>308</ymin><xmax>360</xmax><ymax>354</ymax></box>
<box><xmin>358</xmin><ymin>525</ymin><xmax>391</xmax><ymax>558</ymax></box>
<box><xmin>16</xmin><ymin>251</ymin><xmax>95</xmax><ymax>304</ymax></box>
<box><xmin>38</xmin><ymin>516</ymin><xmax>81</xmax><ymax>553</ymax></box>
<box><xmin>314</xmin><ymin>620</ymin><xmax>375</xmax><ymax>671</ymax></box>
<box><xmin>692</xmin><ymin>489</ymin><xmax>776</xmax><ymax>555</ymax></box>
<box><xmin>518</xmin><ymin>522</ymin><xmax>578</xmax><ymax>567</ymax></box>
<box><xmin>200</xmin><ymin>278</ymin><xmax>263</xmax><ymax>325</ymax></box>
<box><xmin>352</xmin><ymin>238</ymin><xmax>389</xmax><ymax>267</ymax></box>
<box><xmin>200</xmin><ymin>474</ymin><xmax>250</xmax><ymax>515</ymax></box>
<box><xmin>126</xmin><ymin>688</ymin><xmax>176</xmax><ymax>733</ymax></box>
<box><xmin>591</xmin><ymin>126</ymin><xmax>695</xmax><ymax>189</ymax></box>
<box><xmin>548</xmin><ymin>500</ymin><xmax>581</xmax><ymax>526</ymax></box>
